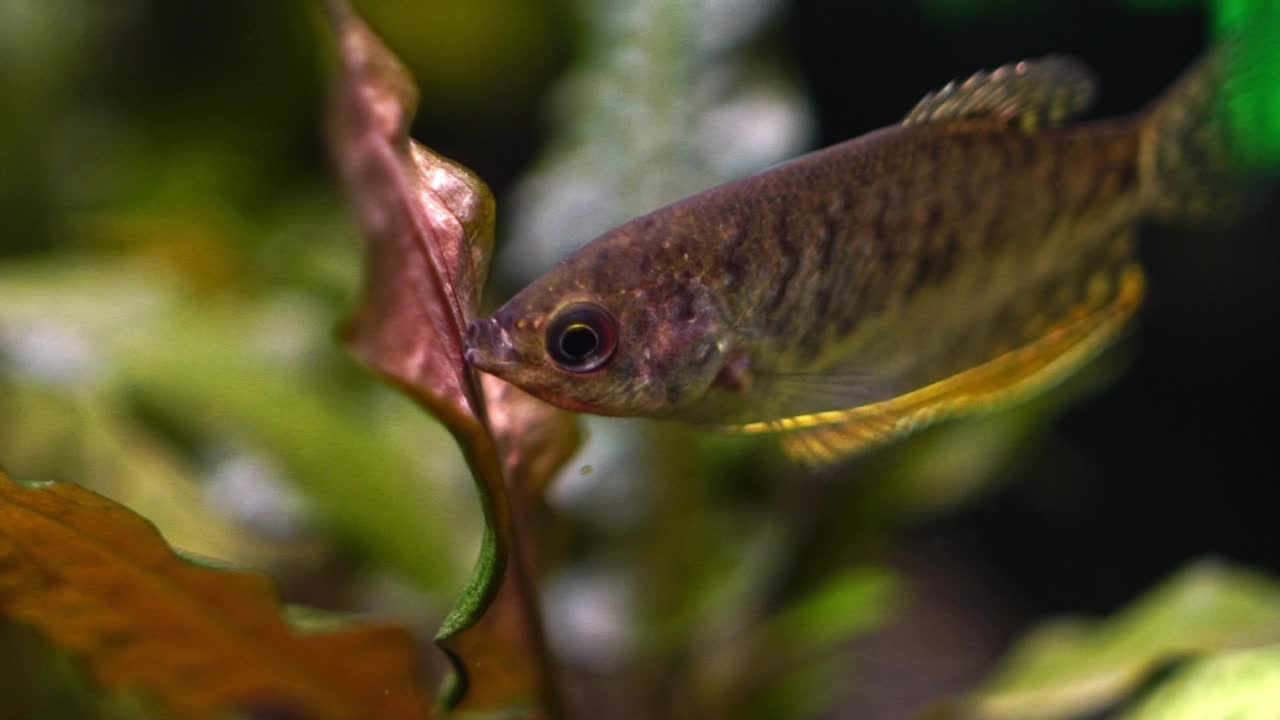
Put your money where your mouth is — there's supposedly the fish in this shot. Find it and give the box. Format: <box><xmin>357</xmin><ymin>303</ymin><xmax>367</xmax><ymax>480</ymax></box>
<box><xmin>464</xmin><ymin>38</ymin><xmax>1264</xmax><ymax>464</ymax></box>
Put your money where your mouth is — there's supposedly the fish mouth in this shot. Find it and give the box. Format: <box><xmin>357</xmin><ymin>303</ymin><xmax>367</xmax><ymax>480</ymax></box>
<box><xmin>464</xmin><ymin>317</ymin><xmax>518</xmax><ymax>373</ymax></box>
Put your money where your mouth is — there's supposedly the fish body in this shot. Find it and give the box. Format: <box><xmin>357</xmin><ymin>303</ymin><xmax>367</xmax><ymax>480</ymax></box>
<box><xmin>466</xmin><ymin>45</ymin><xmax>1254</xmax><ymax>462</ymax></box>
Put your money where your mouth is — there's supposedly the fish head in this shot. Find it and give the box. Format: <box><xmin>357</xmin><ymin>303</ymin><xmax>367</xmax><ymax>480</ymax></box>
<box><xmin>465</xmin><ymin>232</ymin><xmax>734</xmax><ymax>417</ymax></box>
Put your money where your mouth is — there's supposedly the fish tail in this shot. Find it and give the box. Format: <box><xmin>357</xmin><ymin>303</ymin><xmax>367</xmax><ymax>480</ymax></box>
<box><xmin>1140</xmin><ymin>14</ymin><xmax>1280</xmax><ymax>223</ymax></box>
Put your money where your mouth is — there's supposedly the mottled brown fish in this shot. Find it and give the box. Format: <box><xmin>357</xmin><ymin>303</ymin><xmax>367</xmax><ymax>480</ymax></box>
<box><xmin>465</xmin><ymin>43</ymin><xmax>1253</xmax><ymax>463</ymax></box>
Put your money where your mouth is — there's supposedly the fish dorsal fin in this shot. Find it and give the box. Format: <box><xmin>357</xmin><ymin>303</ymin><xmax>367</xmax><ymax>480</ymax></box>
<box><xmin>903</xmin><ymin>56</ymin><xmax>1098</xmax><ymax>132</ymax></box>
<box><xmin>726</xmin><ymin>265</ymin><xmax>1145</xmax><ymax>465</ymax></box>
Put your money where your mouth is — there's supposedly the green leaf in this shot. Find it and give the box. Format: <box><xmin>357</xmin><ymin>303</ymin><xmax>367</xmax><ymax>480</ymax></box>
<box><xmin>766</xmin><ymin>566</ymin><xmax>898</xmax><ymax>653</ymax></box>
<box><xmin>940</xmin><ymin>560</ymin><xmax>1280</xmax><ymax>720</ymax></box>
<box><xmin>1214</xmin><ymin>0</ymin><xmax>1280</xmax><ymax>168</ymax></box>
<box><xmin>741</xmin><ymin>567</ymin><xmax>898</xmax><ymax>719</ymax></box>
<box><xmin>1121</xmin><ymin>644</ymin><xmax>1280</xmax><ymax>720</ymax></box>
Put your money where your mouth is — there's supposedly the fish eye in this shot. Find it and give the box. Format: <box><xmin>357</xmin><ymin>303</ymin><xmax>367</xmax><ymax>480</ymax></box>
<box><xmin>546</xmin><ymin>303</ymin><xmax>617</xmax><ymax>372</ymax></box>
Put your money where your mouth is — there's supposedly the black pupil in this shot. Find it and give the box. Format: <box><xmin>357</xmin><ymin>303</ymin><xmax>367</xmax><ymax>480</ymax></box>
<box><xmin>560</xmin><ymin>324</ymin><xmax>598</xmax><ymax>359</ymax></box>
<box><xmin>547</xmin><ymin>303</ymin><xmax>616</xmax><ymax>372</ymax></box>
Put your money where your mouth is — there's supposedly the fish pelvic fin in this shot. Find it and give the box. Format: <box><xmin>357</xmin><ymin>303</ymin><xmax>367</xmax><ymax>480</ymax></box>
<box><xmin>1140</xmin><ymin>17</ymin><xmax>1280</xmax><ymax>223</ymax></box>
<box><xmin>724</xmin><ymin>266</ymin><xmax>1146</xmax><ymax>466</ymax></box>
<box><xmin>903</xmin><ymin>56</ymin><xmax>1097</xmax><ymax>132</ymax></box>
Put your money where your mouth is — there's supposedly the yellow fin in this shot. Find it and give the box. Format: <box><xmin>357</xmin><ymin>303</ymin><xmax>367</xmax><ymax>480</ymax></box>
<box><xmin>903</xmin><ymin>56</ymin><xmax>1097</xmax><ymax>132</ymax></box>
<box><xmin>728</xmin><ymin>265</ymin><xmax>1146</xmax><ymax>465</ymax></box>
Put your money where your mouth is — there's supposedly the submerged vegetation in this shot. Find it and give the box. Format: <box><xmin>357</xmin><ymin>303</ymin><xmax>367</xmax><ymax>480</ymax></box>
<box><xmin>0</xmin><ymin>0</ymin><xmax>1278</xmax><ymax>718</ymax></box>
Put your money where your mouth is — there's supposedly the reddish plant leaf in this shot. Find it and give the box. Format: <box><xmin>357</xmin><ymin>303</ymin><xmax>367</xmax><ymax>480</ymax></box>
<box><xmin>325</xmin><ymin>1</ymin><xmax>579</xmax><ymax>714</ymax></box>
<box><xmin>0</xmin><ymin>470</ymin><xmax>431</xmax><ymax>720</ymax></box>
<box><xmin>482</xmin><ymin>375</ymin><xmax>581</xmax><ymax>497</ymax></box>
<box><xmin>327</xmin><ymin>0</ymin><xmax>489</xmax><ymax>433</ymax></box>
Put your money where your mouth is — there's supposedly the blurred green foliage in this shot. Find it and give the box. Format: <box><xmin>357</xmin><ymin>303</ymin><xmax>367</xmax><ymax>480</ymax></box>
<box><xmin>0</xmin><ymin>0</ymin><xmax>490</xmax><ymax>601</ymax></box>
<box><xmin>356</xmin><ymin>0</ymin><xmax>568</xmax><ymax>128</ymax></box>
<box><xmin>1214</xmin><ymin>0</ymin><xmax>1280</xmax><ymax>167</ymax></box>
<box><xmin>1123</xmin><ymin>645</ymin><xmax>1280</xmax><ymax>719</ymax></box>
<box><xmin>953</xmin><ymin>561</ymin><xmax>1280</xmax><ymax>719</ymax></box>
<box><xmin>0</xmin><ymin>620</ymin><xmax>151</xmax><ymax>720</ymax></box>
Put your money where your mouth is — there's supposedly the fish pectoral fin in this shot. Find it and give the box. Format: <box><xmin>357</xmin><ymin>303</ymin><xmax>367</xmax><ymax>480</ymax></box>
<box><xmin>903</xmin><ymin>55</ymin><xmax>1098</xmax><ymax>132</ymax></box>
<box><xmin>751</xmin><ymin>369</ymin><xmax>898</xmax><ymax>419</ymax></box>
<box><xmin>730</xmin><ymin>265</ymin><xmax>1146</xmax><ymax>465</ymax></box>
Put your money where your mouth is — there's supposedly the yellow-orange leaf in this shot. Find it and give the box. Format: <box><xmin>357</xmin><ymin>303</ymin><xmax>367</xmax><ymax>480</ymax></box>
<box><xmin>0</xmin><ymin>470</ymin><xmax>431</xmax><ymax>720</ymax></box>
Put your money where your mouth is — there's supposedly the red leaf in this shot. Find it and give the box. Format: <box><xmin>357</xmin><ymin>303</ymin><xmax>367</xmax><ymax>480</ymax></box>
<box><xmin>325</xmin><ymin>1</ymin><xmax>580</xmax><ymax>714</ymax></box>
<box><xmin>327</xmin><ymin>0</ymin><xmax>489</xmax><ymax>431</ymax></box>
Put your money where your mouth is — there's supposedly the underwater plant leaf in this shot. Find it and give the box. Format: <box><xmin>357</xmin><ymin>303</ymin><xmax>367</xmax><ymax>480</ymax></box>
<box><xmin>764</xmin><ymin>566</ymin><xmax>898</xmax><ymax>654</ymax></box>
<box><xmin>326</xmin><ymin>0</ymin><xmax>576</xmax><ymax>713</ymax></box>
<box><xmin>727</xmin><ymin>567</ymin><xmax>897</xmax><ymax>719</ymax></box>
<box><xmin>931</xmin><ymin>560</ymin><xmax>1280</xmax><ymax>720</ymax></box>
<box><xmin>1119</xmin><ymin>643</ymin><xmax>1280</xmax><ymax>720</ymax></box>
<box><xmin>0</xmin><ymin>260</ymin><xmax>475</xmax><ymax>593</ymax></box>
<box><xmin>0</xmin><ymin>617</ymin><xmax>152</xmax><ymax>720</ymax></box>
<box><xmin>327</xmin><ymin>0</ymin><xmax>490</xmax><ymax>433</ymax></box>
<box><xmin>481</xmin><ymin>374</ymin><xmax>581</xmax><ymax>497</ymax></box>
<box><xmin>1214</xmin><ymin>0</ymin><xmax>1280</xmax><ymax>169</ymax></box>
<box><xmin>435</xmin><ymin>376</ymin><xmax>581</xmax><ymax>711</ymax></box>
<box><xmin>0</xmin><ymin>470</ymin><xmax>430</xmax><ymax>720</ymax></box>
